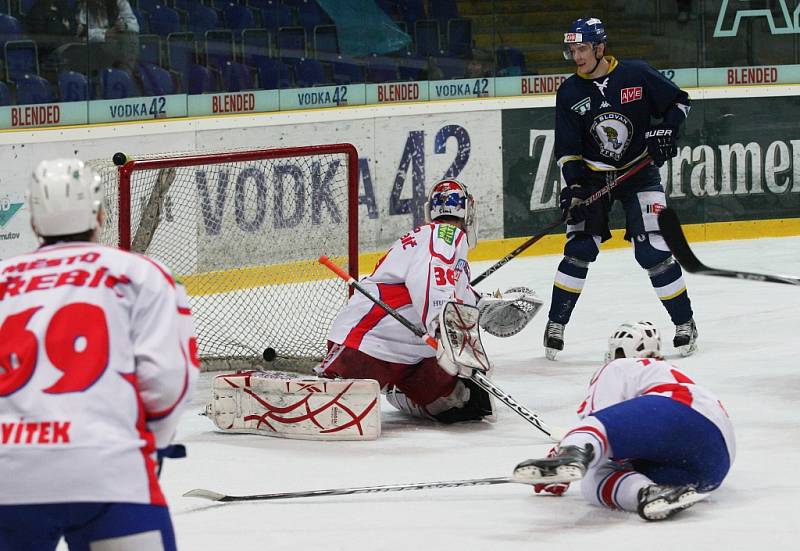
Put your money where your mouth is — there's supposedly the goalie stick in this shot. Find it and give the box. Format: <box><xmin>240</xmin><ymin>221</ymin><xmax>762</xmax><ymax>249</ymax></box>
<box><xmin>184</xmin><ymin>476</ymin><xmax>527</xmax><ymax>503</ymax></box>
<box><xmin>470</xmin><ymin>156</ymin><xmax>653</xmax><ymax>286</ymax></box>
<box><xmin>319</xmin><ymin>256</ymin><xmax>559</xmax><ymax>441</ymax></box>
<box><xmin>658</xmin><ymin>207</ymin><xmax>800</xmax><ymax>286</ymax></box>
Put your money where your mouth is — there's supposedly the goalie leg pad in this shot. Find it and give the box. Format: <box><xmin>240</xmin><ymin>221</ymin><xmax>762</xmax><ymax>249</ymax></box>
<box><xmin>437</xmin><ymin>302</ymin><xmax>492</xmax><ymax>376</ymax></box>
<box><xmin>205</xmin><ymin>371</ymin><xmax>381</xmax><ymax>441</ymax></box>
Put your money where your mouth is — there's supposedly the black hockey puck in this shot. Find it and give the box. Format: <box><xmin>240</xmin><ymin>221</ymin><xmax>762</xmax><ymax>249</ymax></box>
<box><xmin>112</xmin><ymin>152</ymin><xmax>128</xmax><ymax>166</ymax></box>
<box><xmin>262</xmin><ymin>347</ymin><xmax>277</xmax><ymax>362</ymax></box>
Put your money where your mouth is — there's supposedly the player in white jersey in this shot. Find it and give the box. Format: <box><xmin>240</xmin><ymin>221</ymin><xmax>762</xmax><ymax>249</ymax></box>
<box><xmin>513</xmin><ymin>321</ymin><xmax>735</xmax><ymax>521</ymax></box>
<box><xmin>320</xmin><ymin>179</ymin><xmax>541</xmax><ymax>424</ymax></box>
<box><xmin>0</xmin><ymin>159</ymin><xmax>198</xmax><ymax>550</ymax></box>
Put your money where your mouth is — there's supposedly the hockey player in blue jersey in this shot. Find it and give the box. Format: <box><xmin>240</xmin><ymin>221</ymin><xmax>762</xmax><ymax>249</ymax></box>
<box><xmin>514</xmin><ymin>321</ymin><xmax>735</xmax><ymax>521</ymax></box>
<box><xmin>544</xmin><ymin>17</ymin><xmax>698</xmax><ymax>359</ymax></box>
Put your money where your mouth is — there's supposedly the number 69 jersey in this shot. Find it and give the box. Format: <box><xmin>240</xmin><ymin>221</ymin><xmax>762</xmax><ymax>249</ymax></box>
<box><xmin>577</xmin><ymin>357</ymin><xmax>736</xmax><ymax>463</ymax></box>
<box><xmin>327</xmin><ymin>222</ymin><xmax>476</xmax><ymax>364</ymax></box>
<box><xmin>0</xmin><ymin>243</ymin><xmax>199</xmax><ymax>506</ymax></box>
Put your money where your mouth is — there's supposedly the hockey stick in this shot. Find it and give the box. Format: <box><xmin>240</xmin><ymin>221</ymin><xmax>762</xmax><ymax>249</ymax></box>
<box><xmin>184</xmin><ymin>476</ymin><xmax>524</xmax><ymax>503</ymax></box>
<box><xmin>319</xmin><ymin>256</ymin><xmax>559</xmax><ymax>441</ymax></box>
<box><xmin>658</xmin><ymin>207</ymin><xmax>800</xmax><ymax>286</ymax></box>
<box><xmin>470</xmin><ymin>156</ymin><xmax>653</xmax><ymax>286</ymax></box>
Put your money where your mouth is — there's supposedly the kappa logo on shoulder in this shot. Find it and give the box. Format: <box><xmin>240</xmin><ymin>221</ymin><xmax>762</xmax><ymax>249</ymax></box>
<box><xmin>620</xmin><ymin>86</ymin><xmax>643</xmax><ymax>104</ymax></box>
<box><xmin>571</xmin><ymin>97</ymin><xmax>591</xmax><ymax>115</ymax></box>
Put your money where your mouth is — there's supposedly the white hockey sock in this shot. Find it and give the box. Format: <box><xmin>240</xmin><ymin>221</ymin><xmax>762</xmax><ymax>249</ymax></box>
<box><xmin>582</xmin><ymin>461</ymin><xmax>653</xmax><ymax>512</ymax></box>
<box><xmin>559</xmin><ymin>416</ymin><xmax>611</xmax><ymax>470</ymax></box>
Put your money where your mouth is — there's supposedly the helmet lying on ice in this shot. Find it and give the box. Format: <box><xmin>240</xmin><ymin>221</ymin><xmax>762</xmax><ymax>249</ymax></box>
<box><xmin>605</xmin><ymin>321</ymin><xmax>661</xmax><ymax>361</ymax></box>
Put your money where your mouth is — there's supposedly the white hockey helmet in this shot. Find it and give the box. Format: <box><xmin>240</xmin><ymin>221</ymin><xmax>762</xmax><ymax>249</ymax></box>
<box><xmin>28</xmin><ymin>158</ymin><xmax>103</xmax><ymax>238</ymax></box>
<box><xmin>605</xmin><ymin>321</ymin><xmax>661</xmax><ymax>361</ymax></box>
<box><xmin>424</xmin><ymin>179</ymin><xmax>478</xmax><ymax>249</ymax></box>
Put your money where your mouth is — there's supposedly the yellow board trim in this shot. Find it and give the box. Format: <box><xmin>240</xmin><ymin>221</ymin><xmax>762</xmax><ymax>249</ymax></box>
<box><xmin>179</xmin><ymin>218</ymin><xmax>800</xmax><ymax>296</ymax></box>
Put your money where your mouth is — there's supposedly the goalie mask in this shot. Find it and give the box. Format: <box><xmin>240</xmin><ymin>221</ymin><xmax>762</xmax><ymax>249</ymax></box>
<box><xmin>424</xmin><ymin>179</ymin><xmax>478</xmax><ymax>249</ymax></box>
<box><xmin>605</xmin><ymin>321</ymin><xmax>661</xmax><ymax>362</ymax></box>
<box><xmin>28</xmin><ymin>158</ymin><xmax>103</xmax><ymax>238</ymax></box>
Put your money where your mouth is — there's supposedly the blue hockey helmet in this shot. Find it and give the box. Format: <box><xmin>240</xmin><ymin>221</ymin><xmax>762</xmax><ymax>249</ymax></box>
<box><xmin>563</xmin><ymin>17</ymin><xmax>608</xmax><ymax>60</ymax></box>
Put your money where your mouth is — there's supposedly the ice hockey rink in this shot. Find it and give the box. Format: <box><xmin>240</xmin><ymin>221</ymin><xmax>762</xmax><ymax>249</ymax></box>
<box><xmin>118</xmin><ymin>236</ymin><xmax>799</xmax><ymax>551</ymax></box>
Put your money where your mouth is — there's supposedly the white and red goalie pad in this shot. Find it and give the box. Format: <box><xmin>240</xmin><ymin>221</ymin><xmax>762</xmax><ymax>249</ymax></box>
<box><xmin>205</xmin><ymin>371</ymin><xmax>381</xmax><ymax>441</ymax></box>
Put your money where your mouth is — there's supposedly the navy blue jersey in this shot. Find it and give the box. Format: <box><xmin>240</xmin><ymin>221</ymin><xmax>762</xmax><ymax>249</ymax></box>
<box><xmin>555</xmin><ymin>57</ymin><xmax>691</xmax><ymax>184</ymax></box>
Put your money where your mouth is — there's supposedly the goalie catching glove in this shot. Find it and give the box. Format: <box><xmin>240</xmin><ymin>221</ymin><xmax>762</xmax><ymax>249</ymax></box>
<box><xmin>436</xmin><ymin>302</ymin><xmax>492</xmax><ymax>377</ymax></box>
<box><xmin>477</xmin><ymin>287</ymin><xmax>544</xmax><ymax>338</ymax></box>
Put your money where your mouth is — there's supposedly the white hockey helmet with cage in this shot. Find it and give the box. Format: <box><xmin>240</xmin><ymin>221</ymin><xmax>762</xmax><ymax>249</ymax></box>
<box><xmin>605</xmin><ymin>321</ymin><xmax>661</xmax><ymax>361</ymax></box>
<box><xmin>424</xmin><ymin>179</ymin><xmax>478</xmax><ymax>249</ymax></box>
<box><xmin>28</xmin><ymin>158</ymin><xmax>103</xmax><ymax>237</ymax></box>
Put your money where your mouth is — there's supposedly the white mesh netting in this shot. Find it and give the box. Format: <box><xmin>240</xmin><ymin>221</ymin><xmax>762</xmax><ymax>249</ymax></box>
<box><xmin>90</xmin><ymin>146</ymin><xmax>357</xmax><ymax>369</ymax></box>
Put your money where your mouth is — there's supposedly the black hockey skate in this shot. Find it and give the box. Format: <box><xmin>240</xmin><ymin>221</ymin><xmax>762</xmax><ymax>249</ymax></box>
<box><xmin>673</xmin><ymin>318</ymin><xmax>698</xmax><ymax>357</ymax></box>
<box><xmin>543</xmin><ymin>320</ymin><xmax>565</xmax><ymax>361</ymax></box>
<box><xmin>637</xmin><ymin>484</ymin><xmax>708</xmax><ymax>521</ymax></box>
<box><xmin>513</xmin><ymin>444</ymin><xmax>594</xmax><ymax>484</ymax></box>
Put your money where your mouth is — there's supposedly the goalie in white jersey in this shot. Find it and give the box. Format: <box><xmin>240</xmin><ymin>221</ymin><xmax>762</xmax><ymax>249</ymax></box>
<box><xmin>513</xmin><ymin>321</ymin><xmax>735</xmax><ymax>521</ymax></box>
<box><xmin>0</xmin><ymin>159</ymin><xmax>198</xmax><ymax>550</ymax></box>
<box><xmin>319</xmin><ymin>179</ymin><xmax>542</xmax><ymax>424</ymax></box>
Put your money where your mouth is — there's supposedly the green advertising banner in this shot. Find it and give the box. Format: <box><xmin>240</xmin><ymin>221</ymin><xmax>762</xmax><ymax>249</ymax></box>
<box><xmin>502</xmin><ymin>95</ymin><xmax>800</xmax><ymax>239</ymax></box>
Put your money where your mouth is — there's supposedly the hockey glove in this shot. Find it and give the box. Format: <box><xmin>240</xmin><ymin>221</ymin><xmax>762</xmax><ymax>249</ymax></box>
<box><xmin>477</xmin><ymin>287</ymin><xmax>544</xmax><ymax>338</ymax></box>
<box><xmin>559</xmin><ymin>184</ymin><xmax>592</xmax><ymax>224</ymax></box>
<box><xmin>644</xmin><ymin>124</ymin><xmax>678</xmax><ymax>167</ymax></box>
<box><xmin>436</xmin><ymin>302</ymin><xmax>492</xmax><ymax>377</ymax></box>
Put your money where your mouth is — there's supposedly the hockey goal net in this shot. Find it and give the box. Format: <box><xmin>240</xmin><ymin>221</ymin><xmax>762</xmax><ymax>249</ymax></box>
<box><xmin>91</xmin><ymin>144</ymin><xmax>359</xmax><ymax>369</ymax></box>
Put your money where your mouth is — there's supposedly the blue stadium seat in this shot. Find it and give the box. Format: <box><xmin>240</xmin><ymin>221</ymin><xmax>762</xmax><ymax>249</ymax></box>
<box><xmin>139</xmin><ymin>62</ymin><xmax>175</xmax><ymax>95</ymax></box>
<box><xmin>58</xmin><ymin>70</ymin><xmax>89</xmax><ymax>102</ymax></box>
<box><xmin>188</xmin><ymin>63</ymin><xmax>216</xmax><ymax>94</ymax></box>
<box><xmin>297</xmin><ymin>0</ymin><xmax>326</xmax><ymax>34</ymax></box>
<box><xmin>132</xmin><ymin>7</ymin><xmax>150</xmax><ymax>34</ymax></box>
<box><xmin>14</xmin><ymin>73</ymin><xmax>54</xmax><ymax>104</ymax></box>
<box><xmin>224</xmin><ymin>3</ymin><xmax>256</xmax><ymax>34</ymax></box>
<box><xmin>397</xmin><ymin>0</ymin><xmax>425</xmax><ymax>27</ymax></box>
<box><xmin>313</xmin><ymin>24</ymin><xmax>337</xmax><ymax>56</ymax></box>
<box><xmin>139</xmin><ymin>34</ymin><xmax>162</xmax><ymax>66</ymax></box>
<box><xmin>447</xmin><ymin>18</ymin><xmax>472</xmax><ymax>58</ymax></box>
<box><xmin>137</xmin><ymin>0</ymin><xmax>162</xmax><ymax>14</ymax></box>
<box><xmin>332</xmin><ymin>56</ymin><xmax>363</xmax><ymax>85</ymax></box>
<box><xmin>204</xmin><ymin>29</ymin><xmax>234</xmax><ymax>68</ymax></box>
<box><xmin>4</xmin><ymin>40</ymin><xmax>38</xmax><ymax>81</ymax></box>
<box><xmin>260</xmin><ymin>4</ymin><xmax>293</xmax><ymax>32</ymax></box>
<box><xmin>188</xmin><ymin>5</ymin><xmax>219</xmax><ymax>35</ymax></box>
<box><xmin>254</xmin><ymin>57</ymin><xmax>291</xmax><ymax>89</ymax></box>
<box><xmin>167</xmin><ymin>32</ymin><xmax>197</xmax><ymax>79</ymax></box>
<box><xmin>18</xmin><ymin>0</ymin><xmax>36</xmax><ymax>16</ymax></box>
<box><xmin>428</xmin><ymin>0</ymin><xmax>458</xmax><ymax>30</ymax></box>
<box><xmin>414</xmin><ymin>20</ymin><xmax>440</xmax><ymax>57</ymax></box>
<box><xmin>277</xmin><ymin>26</ymin><xmax>306</xmax><ymax>63</ymax></box>
<box><xmin>294</xmin><ymin>57</ymin><xmax>325</xmax><ymax>87</ymax></box>
<box><xmin>221</xmin><ymin>61</ymin><xmax>253</xmax><ymax>92</ymax></box>
<box><xmin>0</xmin><ymin>80</ymin><xmax>11</xmax><ymax>106</ymax></box>
<box><xmin>242</xmin><ymin>28</ymin><xmax>271</xmax><ymax>65</ymax></box>
<box><xmin>101</xmin><ymin>68</ymin><xmax>138</xmax><ymax>99</ymax></box>
<box><xmin>150</xmin><ymin>5</ymin><xmax>181</xmax><ymax>37</ymax></box>
<box><xmin>0</xmin><ymin>14</ymin><xmax>22</xmax><ymax>44</ymax></box>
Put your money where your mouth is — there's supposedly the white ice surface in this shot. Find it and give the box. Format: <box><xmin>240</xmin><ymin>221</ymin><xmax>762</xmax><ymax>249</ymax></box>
<box><xmin>91</xmin><ymin>237</ymin><xmax>800</xmax><ymax>550</ymax></box>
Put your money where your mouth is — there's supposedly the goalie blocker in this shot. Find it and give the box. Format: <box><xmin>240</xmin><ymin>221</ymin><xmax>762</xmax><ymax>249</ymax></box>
<box><xmin>205</xmin><ymin>371</ymin><xmax>381</xmax><ymax>441</ymax></box>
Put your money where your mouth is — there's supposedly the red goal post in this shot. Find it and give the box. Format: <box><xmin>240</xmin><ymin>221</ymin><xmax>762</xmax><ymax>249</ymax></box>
<box><xmin>91</xmin><ymin>144</ymin><xmax>359</xmax><ymax>369</ymax></box>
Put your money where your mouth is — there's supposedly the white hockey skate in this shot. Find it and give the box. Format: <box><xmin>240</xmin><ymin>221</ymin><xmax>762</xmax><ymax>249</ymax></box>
<box><xmin>673</xmin><ymin>318</ymin><xmax>698</xmax><ymax>356</ymax></box>
<box><xmin>544</xmin><ymin>320</ymin><xmax>565</xmax><ymax>361</ymax></box>
<box><xmin>637</xmin><ymin>484</ymin><xmax>708</xmax><ymax>521</ymax></box>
